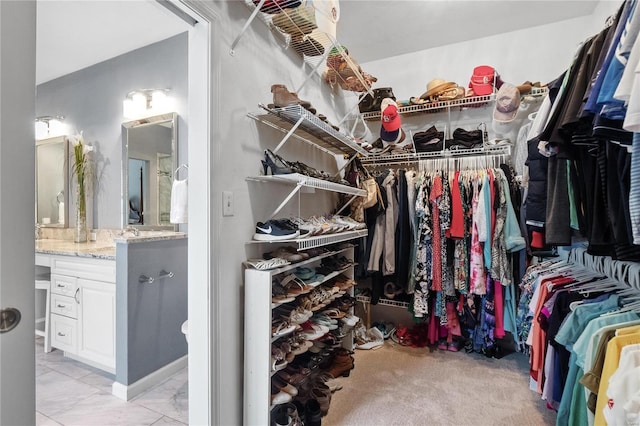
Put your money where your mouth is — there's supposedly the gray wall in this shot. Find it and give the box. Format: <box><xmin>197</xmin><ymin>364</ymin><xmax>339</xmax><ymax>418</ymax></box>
<box><xmin>0</xmin><ymin>2</ymin><xmax>36</xmax><ymax>424</ymax></box>
<box><xmin>36</xmin><ymin>33</ymin><xmax>188</xmax><ymax>229</ymax></box>
<box><xmin>115</xmin><ymin>238</ymin><xmax>188</xmax><ymax>385</ymax></box>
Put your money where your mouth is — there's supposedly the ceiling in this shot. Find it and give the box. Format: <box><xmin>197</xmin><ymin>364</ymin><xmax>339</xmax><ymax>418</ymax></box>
<box><xmin>36</xmin><ymin>1</ymin><xmax>600</xmax><ymax>85</ymax></box>
<box><xmin>36</xmin><ymin>1</ymin><xmax>191</xmax><ymax>84</ymax></box>
<box><xmin>338</xmin><ymin>1</ymin><xmax>600</xmax><ymax>63</ymax></box>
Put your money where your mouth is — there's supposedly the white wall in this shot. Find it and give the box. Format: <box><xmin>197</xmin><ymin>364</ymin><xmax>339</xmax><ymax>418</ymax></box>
<box><xmin>204</xmin><ymin>1</ymin><xmax>352</xmax><ymax>423</ymax></box>
<box><xmin>357</xmin><ymin>1</ymin><xmax>623</xmax><ymax>102</ymax></box>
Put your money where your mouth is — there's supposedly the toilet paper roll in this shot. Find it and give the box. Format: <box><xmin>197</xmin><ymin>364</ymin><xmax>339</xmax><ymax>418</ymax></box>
<box><xmin>58</xmin><ymin>202</ymin><xmax>65</xmax><ymax>224</ymax></box>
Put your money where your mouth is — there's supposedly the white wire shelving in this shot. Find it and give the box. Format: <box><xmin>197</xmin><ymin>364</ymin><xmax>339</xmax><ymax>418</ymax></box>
<box><xmin>247</xmin><ymin>229</ymin><xmax>367</xmax><ymax>252</ymax></box>
<box><xmin>361</xmin><ymin>87</ymin><xmax>549</xmax><ymax>121</ymax></box>
<box><xmin>360</xmin><ymin>144</ymin><xmax>512</xmax><ymax>167</ymax></box>
<box><xmin>246</xmin><ymin>173</ymin><xmax>365</xmax><ymax>196</ymax></box>
<box><xmin>356</xmin><ymin>294</ymin><xmax>410</xmax><ymax>309</ymax></box>
<box><xmin>248</xmin><ymin>104</ymin><xmax>370</xmax><ymax>157</ymax></box>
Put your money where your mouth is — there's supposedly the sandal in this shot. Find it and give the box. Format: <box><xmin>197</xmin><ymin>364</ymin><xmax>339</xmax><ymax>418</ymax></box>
<box><xmin>279</xmin><ymin>274</ymin><xmax>312</xmax><ymax>296</ymax></box>
<box><xmin>246</xmin><ymin>257</ymin><xmax>291</xmax><ymax>270</ymax></box>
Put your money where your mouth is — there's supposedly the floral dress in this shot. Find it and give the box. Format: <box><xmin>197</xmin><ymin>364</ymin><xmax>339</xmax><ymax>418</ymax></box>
<box><xmin>412</xmin><ymin>173</ymin><xmax>432</xmax><ymax>317</ymax></box>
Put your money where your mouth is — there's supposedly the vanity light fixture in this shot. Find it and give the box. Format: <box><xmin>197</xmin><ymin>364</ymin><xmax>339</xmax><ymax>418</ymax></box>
<box><xmin>122</xmin><ymin>89</ymin><xmax>172</xmax><ymax>120</ymax></box>
<box><xmin>35</xmin><ymin>115</ymin><xmax>67</xmax><ymax>140</ymax></box>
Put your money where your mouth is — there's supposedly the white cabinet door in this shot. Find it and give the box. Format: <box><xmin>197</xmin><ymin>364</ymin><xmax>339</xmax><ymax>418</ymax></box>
<box><xmin>77</xmin><ymin>278</ymin><xmax>116</xmax><ymax>369</ymax></box>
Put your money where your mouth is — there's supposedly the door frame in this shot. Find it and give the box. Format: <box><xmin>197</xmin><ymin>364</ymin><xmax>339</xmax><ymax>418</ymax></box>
<box><xmin>172</xmin><ymin>1</ymin><xmax>220</xmax><ymax>424</ymax></box>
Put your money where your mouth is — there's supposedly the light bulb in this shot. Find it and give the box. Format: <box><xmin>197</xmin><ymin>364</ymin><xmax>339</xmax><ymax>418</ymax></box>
<box><xmin>123</xmin><ymin>98</ymin><xmax>134</xmax><ymax>119</ymax></box>
<box><xmin>48</xmin><ymin>119</ymin><xmax>66</xmax><ymax>137</ymax></box>
<box><xmin>35</xmin><ymin>121</ymin><xmax>48</xmax><ymax>139</ymax></box>
<box><xmin>151</xmin><ymin>90</ymin><xmax>167</xmax><ymax>111</ymax></box>
<box><xmin>132</xmin><ymin>92</ymin><xmax>147</xmax><ymax>115</ymax></box>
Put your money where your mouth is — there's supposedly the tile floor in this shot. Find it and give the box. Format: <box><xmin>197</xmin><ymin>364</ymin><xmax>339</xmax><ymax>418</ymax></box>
<box><xmin>35</xmin><ymin>338</ymin><xmax>188</xmax><ymax>425</ymax></box>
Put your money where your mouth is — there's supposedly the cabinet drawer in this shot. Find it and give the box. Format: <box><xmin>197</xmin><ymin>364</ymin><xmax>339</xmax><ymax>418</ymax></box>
<box><xmin>51</xmin><ymin>294</ymin><xmax>77</xmax><ymax>319</ymax></box>
<box><xmin>51</xmin><ymin>314</ymin><xmax>76</xmax><ymax>353</ymax></box>
<box><xmin>50</xmin><ymin>274</ymin><xmax>77</xmax><ymax>297</ymax></box>
<box><xmin>51</xmin><ymin>256</ymin><xmax>116</xmax><ymax>283</ymax></box>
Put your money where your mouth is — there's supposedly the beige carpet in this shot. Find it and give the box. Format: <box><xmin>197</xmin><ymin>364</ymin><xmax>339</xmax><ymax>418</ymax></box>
<box><xmin>323</xmin><ymin>342</ymin><xmax>556</xmax><ymax>426</ymax></box>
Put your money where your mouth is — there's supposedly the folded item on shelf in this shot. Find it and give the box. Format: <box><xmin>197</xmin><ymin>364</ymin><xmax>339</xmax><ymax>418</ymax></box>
<box><xmin>358</xmin><ymin>87</ymin><xmax>396</xmax><ymax>113</ymax></box>
<box><xmin>271</xmin><ymin>4</ymin><xmax>317</xmax><ymax>36</ymax></box>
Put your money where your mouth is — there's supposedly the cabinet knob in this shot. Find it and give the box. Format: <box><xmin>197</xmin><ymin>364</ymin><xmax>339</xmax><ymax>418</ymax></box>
<box><xmin>57</xmin><ymin>332</ymin><xmax>66</xmax><ymax>337</ymax></box>
<box><xmin>57</xmin><ymin>304</ymin><xmax>66</xmax><ymax>308</ymax></box>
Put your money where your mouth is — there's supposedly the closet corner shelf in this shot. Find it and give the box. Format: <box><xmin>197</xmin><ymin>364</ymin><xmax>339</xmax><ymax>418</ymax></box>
<box><xmin>356</xmin><ymin>295</ymin><xmax>410</xmax><ymax>309</ymax></box>
<box><xmin>246</xmin><ymin>173</ymin><xmax>367</xmax><ymax>196</ymax></box>
<box><xmin>360</xmin><ymin>144</ymin><xmax>512</xmax><ymax>166</ymax></box>
<box><xmin>361</xmin><ymin>86</ymin><xmax>548</xmax><ymax>120</ymax></box>
<box><xmin>246</xmin><ymin>229</ymin><xmax>367</xmax><ymax>251</ymax></box>
<box><xmin>362</xmin><ymin>94</ymin><xmax>495</xmax><ymax>121</ymax></box>
<box><xmin>248</xmin><ymin>104</ymin><xmax>370</xmax><ymax>157</ymax></box>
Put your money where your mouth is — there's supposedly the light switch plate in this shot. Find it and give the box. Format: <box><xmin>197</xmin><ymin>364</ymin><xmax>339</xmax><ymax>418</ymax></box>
<box><xmin>223</xmin><ymin>191</ymin><xmax>234</xmax><ymax>216</ymax></box>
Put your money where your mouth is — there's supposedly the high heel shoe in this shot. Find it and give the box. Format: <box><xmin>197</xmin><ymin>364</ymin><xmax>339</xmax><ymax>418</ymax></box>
<box><xmin>263</xmin><ymin>149</ymin><xmax>293</xmax><ymax>175</ymax></box>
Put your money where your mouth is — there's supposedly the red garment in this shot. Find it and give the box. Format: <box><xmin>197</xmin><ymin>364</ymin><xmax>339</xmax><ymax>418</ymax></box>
<box><xmin>447</xmin><ymin>171</ymin><xmax>465</xmax><ymax>239</ymax></box>
<box><xmin>529</xmin><ymin>275</ymin><xmax>575</xmax><ymax>394</ymax></box>
<box><xmin>494</xmin><ymin>279</ymin><xmax>505</xmax><ymax>339</ymax></box>
<box><xmin>430</xmin><ymin>175</ymin><xmax>443</xmax><ymax>292</ymax></box>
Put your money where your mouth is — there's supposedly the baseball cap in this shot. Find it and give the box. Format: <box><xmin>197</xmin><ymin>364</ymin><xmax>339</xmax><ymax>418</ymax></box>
<box><xmin>469</xmin><ymin>65</ymin><xmax>502</xmax><ymax>96</ymax></box>
<box><xmin>381</xmin><ymin>102</ymin><xmax>401</xmax><ymax>132</ymax></box>
<box><xmin>380</xmin><ymin>127</ymin><xmax>405</xmax><ymax>144</ymax></box>
<box><xmin>494</xmin><ymin>83</ymin><xmax>521</xmax><ymax>123</ymax></box>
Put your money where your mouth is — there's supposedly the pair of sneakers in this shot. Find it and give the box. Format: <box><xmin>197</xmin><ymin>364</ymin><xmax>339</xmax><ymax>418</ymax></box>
<box><xmin>254</xmin><ymin>218</ymin><xmax>301</xmax><ymax>241</ymax></box>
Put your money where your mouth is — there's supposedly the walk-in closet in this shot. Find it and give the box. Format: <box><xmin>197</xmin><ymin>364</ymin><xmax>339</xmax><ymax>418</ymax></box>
<box><xmin>237</xmin><ymin>0</ymin><xmax>639</xmax><ymax>425</ymax></box>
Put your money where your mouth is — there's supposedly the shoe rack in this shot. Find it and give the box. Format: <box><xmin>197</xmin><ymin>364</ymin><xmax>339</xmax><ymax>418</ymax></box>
<box><xmin>248</xmin><ymin>104</ymin><xmax>370</xmax><ymax>158</ymax></box>
<box><xmin>244</xmin><ymin>243</ymin><xmax>357</xmax><ymax>425</ymax></box>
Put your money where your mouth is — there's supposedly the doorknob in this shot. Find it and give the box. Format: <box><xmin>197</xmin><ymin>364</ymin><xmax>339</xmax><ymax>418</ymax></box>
<box><xmin>0</xmin><ymin>308</ymin><xmax>21</xmax><ymax>333</ymax></box>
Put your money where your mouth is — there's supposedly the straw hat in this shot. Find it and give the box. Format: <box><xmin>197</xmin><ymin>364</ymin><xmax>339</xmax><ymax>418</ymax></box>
<box><xmin>420</xmin><ymin>79</ymin><xmax>457</xmax><ymax>100</ymax></box>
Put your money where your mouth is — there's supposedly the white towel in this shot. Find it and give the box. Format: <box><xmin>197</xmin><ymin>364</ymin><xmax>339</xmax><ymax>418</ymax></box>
<box><xmin>170</xmin><ymin>178</ymin><xmax>188</xmax><ymax>224</ymax></box>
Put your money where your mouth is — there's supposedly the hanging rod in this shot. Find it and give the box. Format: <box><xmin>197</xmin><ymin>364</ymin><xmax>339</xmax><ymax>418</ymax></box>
<box><xmin>360</xmin><ymin>145</ymin><xmax>511</xmax><ymax>168</ymax></box>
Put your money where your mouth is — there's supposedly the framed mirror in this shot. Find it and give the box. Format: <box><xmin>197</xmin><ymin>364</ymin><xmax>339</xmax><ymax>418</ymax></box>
<box><xmin>36</xmin><ymin>136</ymin><xmax>69</xmax><ymax>227</ymax></box>
<box><xmin>122</xmin><ymin>112</ymin><xmax>177</xmax><ymax>229</ymax></box>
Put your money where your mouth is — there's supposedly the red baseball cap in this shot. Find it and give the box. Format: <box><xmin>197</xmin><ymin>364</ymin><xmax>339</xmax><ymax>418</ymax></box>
<box><xmin>469</xmin><ymin>65</ymin><xmax>503</xmax><ymax>96</ymax></box>
<box><xmin>381</xmin><ymin>103</ymin><xmax>401</xmax><ymax>132</ymax></box>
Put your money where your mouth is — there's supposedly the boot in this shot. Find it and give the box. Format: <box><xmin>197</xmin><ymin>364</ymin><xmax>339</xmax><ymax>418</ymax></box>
<box><xmin>271</xmin><ymin>404</ymin><xmax>292</xmax><ymax>426</ymax></box>
<box><xmin>326</xmin><ymin>351</ymin><xmax>354</xmax><ymax>378</ymax></box>
<box><xmin>271</xmin><ymin>84</ymin><xmax>312</xmax><ymax>109</ymax></box>
<box><xmin>283</xmin><ymin>402</ymin><xmax>304</xmax><ymax>426</ymax></box>
<box><xmin>304</xmin><ymin>399</ymin><xmax>322</xmax><ymax>426</ymax></box>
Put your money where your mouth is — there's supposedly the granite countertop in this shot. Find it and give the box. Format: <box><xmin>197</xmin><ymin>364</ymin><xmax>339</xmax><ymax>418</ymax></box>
<box><xmin>36</xmin><ymin>231</ymin><xmax>187</xmax><ymax>259</ymax></box>
<box><xmin>35</xmin><ymin>239</ymin><xmax>116</xmax><ymax>260</ymax></box>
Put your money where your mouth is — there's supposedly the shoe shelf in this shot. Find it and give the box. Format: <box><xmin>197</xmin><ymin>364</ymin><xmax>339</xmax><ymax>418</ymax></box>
<box><xmin>248</xmin><ymin>104</ymin><xmax>370</xmax><ymax>157</ymax></box>
<box><xmin>245</xmin><ymin>244</ymin><xmax>357</xmax><ymax>424</ymax></box>
<box><xmin>244</xmin><ymin>244</ymin><xmax>353</xmax><ymax>277</ymax></box>
<box><xmin>356</xmin><ymin>295</ymin><xmax>410</xmax><ymax>309</ymax></box>
<box><xmin>246</xmin><ymin>172</ymin><xmax>366</xmax><ymax>196</ymax></box>
<box><xmin>360</xmin><ymin>87</ymin><xmax>548</xmax><ymax>121</ymax></box>
<box><xmin>247</xmin><ymin>229</ymin><xmax>367</xmax><ymax>252</ymax></box>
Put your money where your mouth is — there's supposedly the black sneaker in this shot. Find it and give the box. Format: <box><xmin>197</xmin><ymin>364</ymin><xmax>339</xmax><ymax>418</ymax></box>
<box><xmin>253</xmin><ymin>220</ymin><xmax>300</xmax><ymax>241</ymax></box>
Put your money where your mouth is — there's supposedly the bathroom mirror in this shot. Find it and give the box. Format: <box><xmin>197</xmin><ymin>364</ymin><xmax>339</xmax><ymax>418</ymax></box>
<box><xmin>35</xmin><ymin>136</ymin><xmax>69</xmax><ymax>227</ymax></box>
<box><xmin>122</xmin><ymin>112</ymin><xmax>177</xmax><ymax>229</ymax></box>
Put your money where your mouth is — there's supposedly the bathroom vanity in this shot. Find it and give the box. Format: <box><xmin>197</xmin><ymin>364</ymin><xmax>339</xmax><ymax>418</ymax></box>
<box><xmin>36</xmin><ymin>230</ymin><xmax>187</xmax><ymax>400</ymax></box>
<box><xmin>36</xmin><ymin>240</ymin><xmax>117</xmax><ymax>371</ymax></box>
